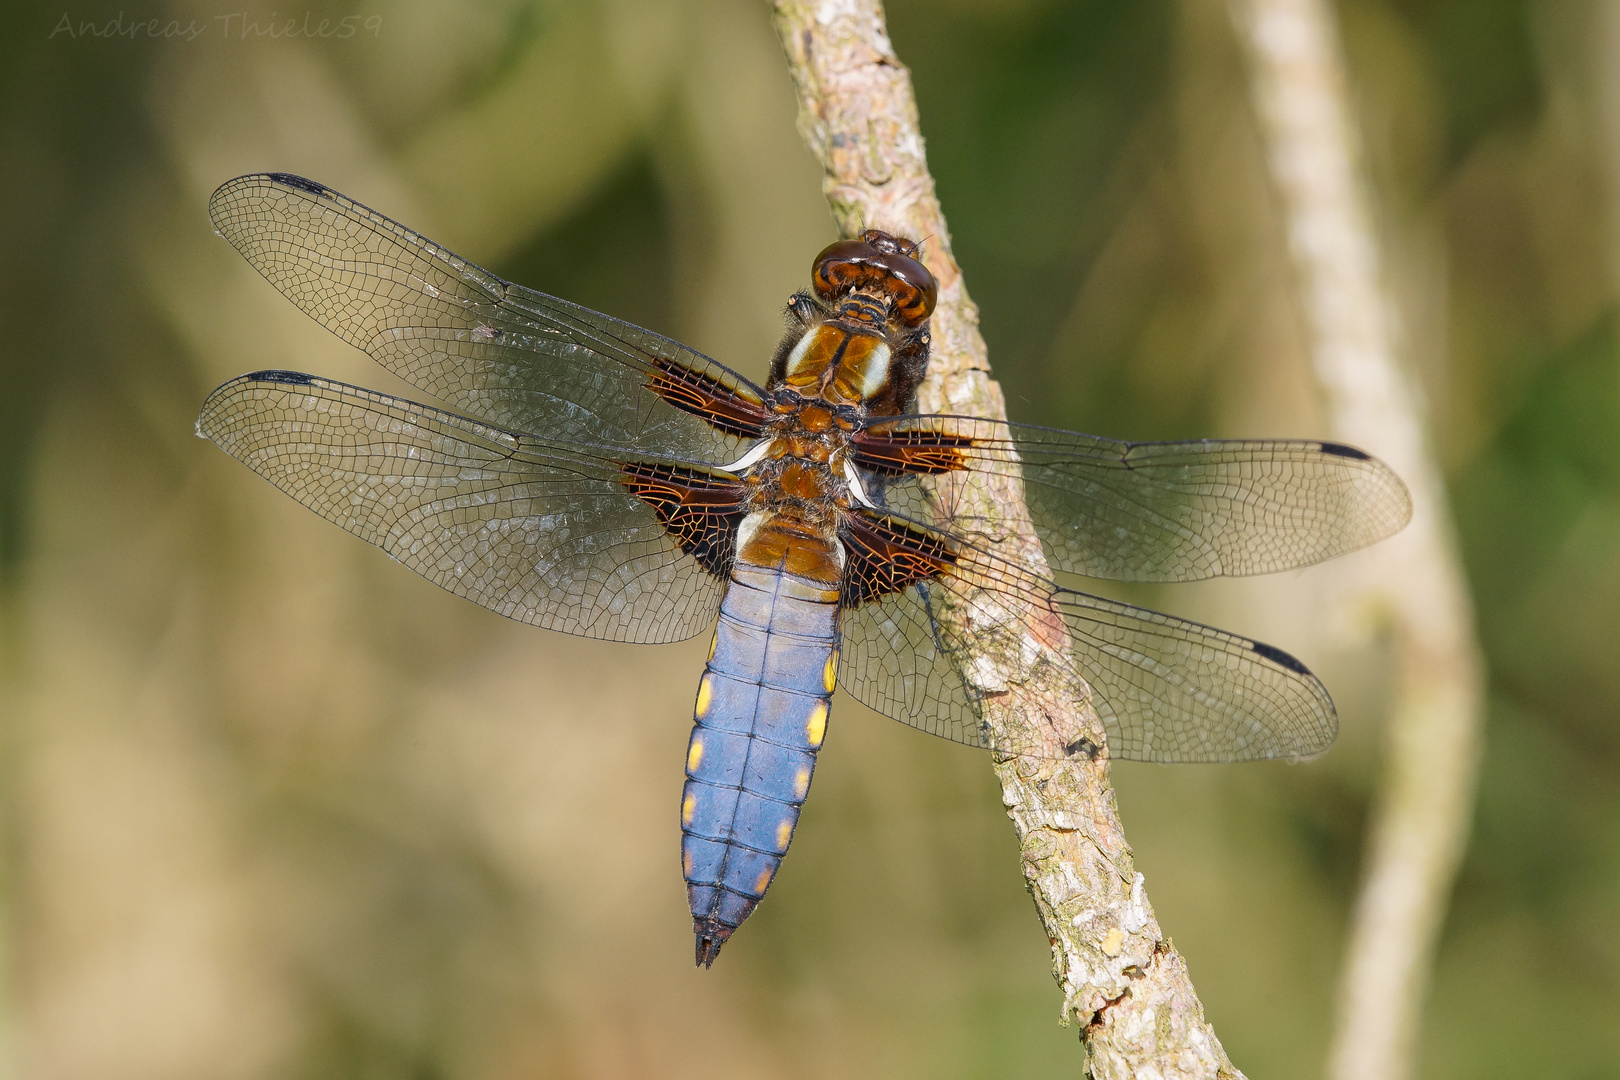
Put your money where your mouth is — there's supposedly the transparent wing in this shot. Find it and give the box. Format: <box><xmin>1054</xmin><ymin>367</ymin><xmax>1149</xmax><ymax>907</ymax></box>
<box><xmin>837</xmin><ymin>515</ymin><xmax>1336</xmax><ymax>762</ymax></box>
<box><xmin>856</xmin><ymin>415</ymin><xmax>1412</xmax><ymax>582</ymax></box>
<box><xmin>1048</xmin><ymin>586</ymin><xmax>1336</xmax><ymax>762</ymax></box>
<box><xmin>838</xmin><ymin>578</ymin><xmax>984</xmax><ymax>747</ymax></box>
<box><xmin>197</xmin><ymin>371</ymin><xmax>730</xmax><ymax>644</ymax></box>
<box><xmin>208</xmin><ymin>173</ymin><xmax>766</xmax><ymax>464</ymax></box>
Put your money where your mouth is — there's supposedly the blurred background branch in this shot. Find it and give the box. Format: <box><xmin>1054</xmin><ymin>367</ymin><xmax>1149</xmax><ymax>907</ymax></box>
<box><xmin>1227</xmin><ymin>2</ymin><xmax>1485</xmax><ymax>1078</ymax></box>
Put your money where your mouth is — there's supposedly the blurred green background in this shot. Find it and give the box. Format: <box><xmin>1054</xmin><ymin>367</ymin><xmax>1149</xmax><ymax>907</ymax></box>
<box><xmin>2</xmin><ymin>1</ymin><xmax>1617</xmax><ymax>1077</ymax></box>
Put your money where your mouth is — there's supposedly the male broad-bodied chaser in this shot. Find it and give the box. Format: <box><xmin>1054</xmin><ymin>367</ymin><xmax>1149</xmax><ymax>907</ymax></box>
<box><xmin>197</xmin><ymin>174</ymin><xmax>1411</xmax><ymax>966</ymax></box>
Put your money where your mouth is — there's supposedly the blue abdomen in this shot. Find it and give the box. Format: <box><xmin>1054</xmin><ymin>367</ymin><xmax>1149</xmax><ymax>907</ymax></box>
<box><xmin>682</xmin><ymin>562</ymin><xmax>839</xmax><ymax>966</ymax></box>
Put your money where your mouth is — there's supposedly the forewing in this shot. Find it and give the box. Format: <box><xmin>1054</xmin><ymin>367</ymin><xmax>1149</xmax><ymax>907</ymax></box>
<box><xmin>837</xmin><ymin>513</ymin><xmax>1336</xmax><ymax>762</ymax></box>
<box><xmin>856</xmin><ymin>416</ymin><xmax>1412</xmax><ymax>582</ymax></box>
<box><xmin>197</xmin><ymin>371</ymin><xmax>739</xmax><ymax>643</ymax></box>
<box><xmin>208</xmin><ymin>173</ymin><xmax>766</xmax><ymax>462</ymax></box>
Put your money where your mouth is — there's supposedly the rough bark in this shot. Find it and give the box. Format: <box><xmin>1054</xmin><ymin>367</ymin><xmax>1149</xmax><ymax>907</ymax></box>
<box><xmin>1226</xmin><ymin>4</ymin><xmax>1487</xmax><ymax>1080</ymax></box>
<box><xmin>770</xmin><ymin>4</ymin><xmax>1246</xmax><ymax>1077</ymax></box>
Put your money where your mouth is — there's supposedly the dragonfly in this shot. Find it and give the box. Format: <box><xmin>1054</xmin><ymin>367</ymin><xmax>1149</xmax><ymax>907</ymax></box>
<box><xmin>197</xmin><ymin>173</ymin><xmax>1412</xmax><ymax>967</ymax></box>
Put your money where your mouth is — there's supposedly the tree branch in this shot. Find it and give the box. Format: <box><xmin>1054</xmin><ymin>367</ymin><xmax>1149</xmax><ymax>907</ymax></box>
<box><xmin>1226</xmin><ymin>4</ymin><xmax>1487</xmax><ymax>1079</ymax></box>
<box><xmin>770</xmin><ymin>4</ymin><xmax>1245</xmax><ymax>1076</ymax></box>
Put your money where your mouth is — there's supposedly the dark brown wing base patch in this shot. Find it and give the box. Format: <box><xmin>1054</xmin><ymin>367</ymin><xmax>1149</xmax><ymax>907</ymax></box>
<box><xmin>619</xmin><ymin>462</ymin><xmax>748</xmax><ymax>577</ymax></box>
<box><xmin>853</xmin><ymin>427</ymin><xmax>975</xmax><ymax>476</ymax></box>
<box><xmin>645</xmin><ymin>358</ymin><xmax>768</xmax><ymax>439</ymax></box>
<box><xmin>841</xmin><ymin>512</ymin><xmax>957</xmax><ymax>605</ymax></box>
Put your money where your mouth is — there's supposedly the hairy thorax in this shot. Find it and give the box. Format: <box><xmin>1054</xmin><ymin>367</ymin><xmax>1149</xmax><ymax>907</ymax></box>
<box><xmin>729</xmin><ymin>234</ymin><xmax>936</xmax><ymax>590</ymax></box>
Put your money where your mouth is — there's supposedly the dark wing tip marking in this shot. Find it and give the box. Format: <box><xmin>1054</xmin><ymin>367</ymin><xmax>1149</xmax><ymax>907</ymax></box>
<box><xmin>1250</xmin><ymin>639</ymin><xmax>1312</xmax><ymax>675</ymax></box>
<box><xmin>264</xmin><ymin>173</ymin><xmax>329</xmax><ymax>196</ymax></box>
<box><xmin>243</xmin><ymin>369</ymin><xmax>317</xmax><ymax>385</ymax></box>
<box><xmin>1318</xmin><ymin>441</ymin><xmax>1371</xmax><ymax>460</ymax></box>
<box><xmin>197</xmin><ymin>371</ymin><xmax>323</xmax><ymax>441</ymax></box>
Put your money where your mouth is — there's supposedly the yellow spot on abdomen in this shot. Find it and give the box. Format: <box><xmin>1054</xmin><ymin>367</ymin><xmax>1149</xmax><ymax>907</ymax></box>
<box><xmin>823</xmin><ymin>651</ymin><xmax>838</xmax><ymax>693</ymax></box>
<box><xmin>753</xmin><ymin>866</ymin><xmax>774</xmax><ymax>894</ymax></box>
<box><xmin>775</xmin><ymin>819</ymin><xmax>793</xmax><ymax>850</ymax></box>
<box><xmin>682</xmin><ymin>793</ymin><xmax>696</xmax><ymax>826</ymax></box>
<box><xmin>684</xmin><ymin>849</ymin><xmax>694</xmax><ymax>875</ymax></box>
<box><xmin>687</xmin><ymin>736</ymin><xmax>704</xmax><ymax>772</ymax></box>
<box><xmin>806</xmin><ymin>701</ymin><xmax>828</xmax><ymax>749</ymax></box>
<box><xmin>793</xmin><ymin>766</ymin><xmax>811</xmax><ymax>800</ymax></box>
<box><xmin>694</xmin><ymin>675</ymin><xmax>712</xmax><ymax>718</ymax></box>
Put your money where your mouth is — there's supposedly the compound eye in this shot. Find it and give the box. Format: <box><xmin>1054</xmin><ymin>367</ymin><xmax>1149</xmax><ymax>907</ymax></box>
<box><xmin>810</xmin><ymin>235</ymin><xmax>938</xmax><ymax>326</ymax></box>
<box><xmin>811</xmin><ymin>239</ymin><xmax>879</xmax><ymax>300</ymax></box>
<box><xmin>884</xmin><ymin>251</ymin><xmax>937</xmax><ymax>325</ymax></box>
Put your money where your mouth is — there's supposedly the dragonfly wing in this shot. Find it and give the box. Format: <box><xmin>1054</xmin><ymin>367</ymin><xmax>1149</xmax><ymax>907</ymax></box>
<box><xmin>208</xmin><ymin>173</ymin><xmax>767</xmax><ymax>463</ymax></box>
<box><xmin>836</xmin><ymin>582</ymin><xmax>987</xmax><ymax>749</ymax></box>
<box><xmin>197</xmin><ymin>371</ymin><xmax>744</xmax><ymax>644</ymax></box>
<box><xmin>1047</xmin><ymin>585</ymin><xmax>1336</xmax><ymax>762</ymax></box>
<box><xmin>856</xmin><ymin>415</ymin><xmax>1412</xmax><ymax>582</ymax></box>
<box><xmin>836</xmin><ymin>511</ymin><xmax>1337</xmax><ymax>762</ymax></box>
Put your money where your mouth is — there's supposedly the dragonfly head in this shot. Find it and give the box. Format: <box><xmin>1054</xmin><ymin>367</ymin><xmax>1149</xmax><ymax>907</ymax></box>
<box><xmin>811</xmin><ymin>231</ymin><xmax>938</xmax><ymax>328</ymax></box>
